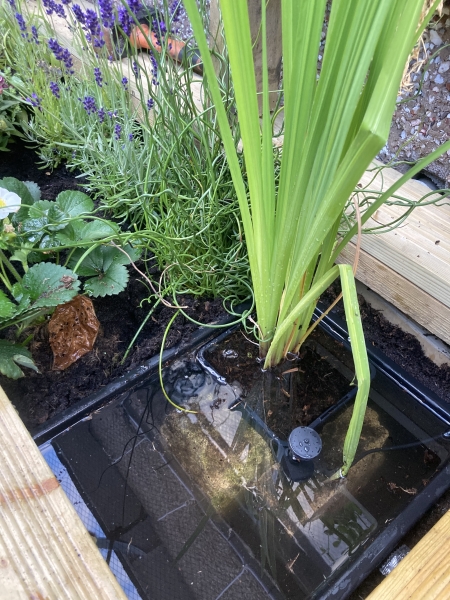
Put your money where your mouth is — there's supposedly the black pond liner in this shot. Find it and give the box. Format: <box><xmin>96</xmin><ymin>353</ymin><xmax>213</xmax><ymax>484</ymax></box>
<box><xmin>33</xmin><ymin>308</ymin><xmax>450</xmax><ymax>600</ymax></box>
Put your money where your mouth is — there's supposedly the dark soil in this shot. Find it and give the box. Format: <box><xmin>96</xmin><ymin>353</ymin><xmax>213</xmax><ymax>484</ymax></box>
<box><xmin>323</xmin><ymin>283</ymin><xmax>450</xmax><ymax>403</ymax></box>
<box><xmin>204</xmin><ymin>327</ymin><xmax>352</xmax><ymax>439</ymax></box>
<box><xmin>0</xmin><ymin>141</ymin><xmax>227</xmax><ymax>429</ymax></box>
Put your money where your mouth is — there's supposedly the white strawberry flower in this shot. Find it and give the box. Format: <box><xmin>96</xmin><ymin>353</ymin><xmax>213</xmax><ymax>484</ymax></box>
<box><xmin>0</xmin><ymin>188</ymin><xmax>21</xmax><ymax>219</ymax></box>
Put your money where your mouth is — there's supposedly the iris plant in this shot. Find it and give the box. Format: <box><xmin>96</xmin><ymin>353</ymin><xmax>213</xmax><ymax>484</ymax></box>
<box><xmin>184</xmin><ymin>0</ymin><xmax>450</xmax><ymax>476</ymax></box>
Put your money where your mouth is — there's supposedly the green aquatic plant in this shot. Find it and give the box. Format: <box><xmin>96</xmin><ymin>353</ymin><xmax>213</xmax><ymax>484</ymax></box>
<box><xmin>184</xmin><ymin>0</ymin><xmax>450</xmax><ymax>475</ymax></box>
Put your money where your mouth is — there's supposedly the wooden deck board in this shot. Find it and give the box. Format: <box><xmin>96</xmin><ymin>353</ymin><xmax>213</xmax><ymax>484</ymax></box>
<box><xmin>337</xmin><ymin>242</ymin><xmax>450</xmax><ymax>346</ymax></box>
<box><xmin>367</xmin><ymin>510</ymin><xmax>450</xmax><ymax>600</ymax></box>
<box><xmin>353</xmin><ymin>162</ymin><xmax>450</xmax><ymax>310</ymax></box>
<box><xmin>0</xmin><ymin>386</ymin><xmax>127</xmax><ymax>600</ymax></box>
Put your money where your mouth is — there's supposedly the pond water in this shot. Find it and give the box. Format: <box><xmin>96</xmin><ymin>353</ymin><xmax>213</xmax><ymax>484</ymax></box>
<box><xmin>42</xmin><ymin>327</ymin><xmax>450</xmax><ymax>600</ymax></box>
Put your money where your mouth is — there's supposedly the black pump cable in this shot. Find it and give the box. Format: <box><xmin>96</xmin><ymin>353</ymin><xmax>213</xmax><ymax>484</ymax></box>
<box><xmin>350</xmin><ymin>430</ymin><xmax>450</xmax><ymax>469</ymax></box>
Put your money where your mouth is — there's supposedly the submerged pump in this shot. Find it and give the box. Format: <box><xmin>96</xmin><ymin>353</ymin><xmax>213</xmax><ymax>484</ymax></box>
<box><xmin>280</xmin><ymin>426</ymin><xmax>323</xmax><ymax>482</ymax></box>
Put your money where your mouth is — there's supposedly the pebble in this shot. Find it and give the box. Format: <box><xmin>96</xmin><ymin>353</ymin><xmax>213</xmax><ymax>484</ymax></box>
<box><xmin>438</xmin><ymin>61</ymin><xmax>450</xmax><ymax>73</ymax></box>
<box><xmin>434</xmin><ymin>74</ymin><xmax>444</xmax><ymax>84</ymax></box>
<box><xmin>430</xmin><ymin>30</ymin><xmax>443</xmax><ymax>46</ymax></box>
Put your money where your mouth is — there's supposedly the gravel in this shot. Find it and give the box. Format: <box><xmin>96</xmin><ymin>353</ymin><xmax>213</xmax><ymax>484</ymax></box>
<box><xmin>379</xmin><ymin>8</ymin><xmax>450</xmax><ymax>185</ymax></box>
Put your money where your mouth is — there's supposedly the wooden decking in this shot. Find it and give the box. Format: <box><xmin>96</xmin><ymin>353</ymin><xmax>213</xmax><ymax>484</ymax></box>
<box><xmin>367</xmin><ymin>509</ymin><xmax>450</xmax><ymax>599</ymax></box>
<box><xmin>338</xmin><ymin>162</ymin><xmax>450</xmax><ymax>346</ymax></box>
<box><xmin>0</xmin><ymin>386</ymin><xmax>127</xmax><ymax>599</ymax></box>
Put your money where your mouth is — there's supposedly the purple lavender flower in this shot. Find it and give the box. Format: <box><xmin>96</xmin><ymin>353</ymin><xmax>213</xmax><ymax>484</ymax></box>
<box><xmin>132</xmin><ymin>61</ymin><xmax>139</xmax><ymax>78</ymax></box>
<box><xmin>146</xmin><ymin>97</ymin><xmax>154</xmax><ymax>110</ymax></box>
<box><xmin>169</xmin><ymin>0</ymin><xmax>181</xmax><ymax>22</ymax></box>
<box><xmin>117</xmin><ymin>5</ymin><xmax>131</xmax><ymax>36</ymax></box>
<box><xmin>84</xmin><ymin>9</ymin><xmax>104</xmax><ymax>47</ymax></box>
<box><xmin>114</xmin><ymin>123</ymin><xmax>122</xmax><ymax>140</ymax></box>
<box><xmin>0</xmin><ymin>76</ymin><xmax>9</xmax><ymax>94</ymax></box>
<box><xmin>152</xmin><ymin>18</ymin><xmax>167</xmax><ymax>46</ymax></box>
<box><xmin>97</xmin><ymin>107</ymin><xmax>105</xmax><ymax>123</ymax></box>
<box><xmin>27</xmin><ymin>93</ymin><xmax>42</xmax><ymax>108</ymax></box>
<box><xmin>150</xmin><ymin>53</ymin><xmax>158</xmax><ymax>86</ymax></box>
<box><xmin>6</xmin><ymin>0</ymin><xmax>16</xmax><ymax>8</ymax></box>
<box><xmin>127</xmin><ymin>0</ymin><xmax>141</xmax><ymax>16</ymax></box>
<box><xmin>71</xmin><ymin>4</ymin><xmax>85</xmax><ymax>25</ymax></box>
<box><xmin>98</xmin><ymin>0</ymin><xmax>114</xmax><ymax>28</ymax></box>
<box><xmin>15</xmin><ymin>13</ymin><xmax>27</xmax><ymax>33</ymax></box>
<box><xmin>42</xmin><ymin>0</ymin><xmax>66</xmax><ymax>19</ymax></box>
<box><xmin>121</xmin><ymin>76</ymin><xmax>128</xmax><ymax>90</ymax></box>
<box><xmin>61</xmin><ymin>0</ymin><xmax>71</xmax><ymax>5</ymax></box>
<box><xmin>31</xmin><ymin>25</ymin><xmax>39</xmax><ymax>44</ymax></box>
<box><xmin>48</xmin><ymin>38</ymin><xmax>74</xmax><ymax>74</ymax></box>
<box><xmin>49</xmin><ymin>81</ymin><xmax>60</xmax><ymax>98</ymax></box>
<box><xmin>42</xmin><ymin>0</ymin><xmax>57</xmax><ymax>16</ymax></box>
<box><xmin>128</xmin><ymin>133</ymin><xmax>133</xmax><ymax>141</ymax></box>
<box><xmin>53</xmin><ymin>3</ymin><xmax>66</xmax><ymax>19</ymax></box>
<box><xmin>94</xmin><ymin>67</ymin><xmax>103</xmax><ymax>87</ymax></box>
<box><xmin>82</xmin><ymin>95</ymin><xmax>97</xmax><ymax>114</ymax></box>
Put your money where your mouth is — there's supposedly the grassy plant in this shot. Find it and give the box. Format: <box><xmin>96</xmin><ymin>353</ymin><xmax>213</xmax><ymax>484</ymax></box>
<box><xmin>184</xmin><ymin>0</ymin><xmax>450</xmax><ymax>475</ymax></box>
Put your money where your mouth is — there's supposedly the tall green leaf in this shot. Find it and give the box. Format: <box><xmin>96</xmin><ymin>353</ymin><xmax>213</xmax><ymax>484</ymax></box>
<box><xmin>184</xmin><ymin>0</ymin><xmax>450</xmax><ymax>473</ymax></box>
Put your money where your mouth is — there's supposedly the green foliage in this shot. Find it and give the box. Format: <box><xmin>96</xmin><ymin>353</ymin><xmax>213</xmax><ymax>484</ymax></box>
<box><xmin>0</xmin><ymin>178</ymin><xmax>137</xmax><ymax>377</ymax></box>
<box><xmin>0</xmin><ymin>0</ymin><xmax>250</xmax><ymax>305</ymax></box>
<box><xmin>0</xmin><ymin>69</ymin><xmax>27</xmax><ymax>151</ymax></box>
<box><xmin>69</xmin><ymin>244</ymin><xmax>141</xmax><ymax>297</ymax></box>
<box><xmin>12</xmin><ymin>262</ymin><xmax>80</xmax><ymax>310</ymax></box>
<box><xmin>184</xmin><ymin>0</ymin><xmax>450</xmax><ymax>475</ymax></box>
<box><xmin>0</xmin><ymin>339</ymin><xmax>38</xmax><ymax>379</ymax></box>
<box><xmin>0</xmin><ymin>178</ymin><xmax>133</xmax><ymax>295</ymax></box>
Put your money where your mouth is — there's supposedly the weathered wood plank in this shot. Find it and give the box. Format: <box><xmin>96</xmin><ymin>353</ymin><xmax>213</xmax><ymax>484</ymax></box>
<box><xmin>337</xmin><ymin>242</ymin><xmax>450</xmax><ymax>347</ymax></box>
<box><xmin>354</xmin><ymin>160</ymin><xmax>450</xmax><ymax>309</ymax></box>
<box><xmin>367</xmin><ymin>510</ymin><xmax>450</xmax><ymax>600</ymax></box>
<box><xmin>0</xmin><ymin>386</ymin><xmax>127</xmax><ymax>599</ymax></box>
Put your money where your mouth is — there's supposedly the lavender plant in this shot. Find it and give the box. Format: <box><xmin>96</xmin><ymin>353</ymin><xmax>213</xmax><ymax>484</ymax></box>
<box><xmin>1</xmin><ymin>0</ymin><xmax>249</xmax><ymax>306</ymax></box>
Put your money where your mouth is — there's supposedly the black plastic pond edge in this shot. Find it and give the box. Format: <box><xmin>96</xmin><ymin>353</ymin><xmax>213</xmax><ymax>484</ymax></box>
<box><xmin>309</xmin><ymin>304</ymin><xmax>450</xmax><ymax>598</ymax></box>
<box><xmin>314</xmin><ymin>461</ymin><xmax>450</xmax><ymax>599</ymax></box>
<box><xmin>314</xmin><ymin>302</ymin><xmax>450</xmax><ymax>431</ymax></box>
<box><xmin>32</xmin><ymin>301</ymin><xmax>450</xmax><ymax>599</ymax></box>
<box><xmin>32</xmin><ymin>304</ymin><xmax>251</xmax><ymax>446</ymax></box>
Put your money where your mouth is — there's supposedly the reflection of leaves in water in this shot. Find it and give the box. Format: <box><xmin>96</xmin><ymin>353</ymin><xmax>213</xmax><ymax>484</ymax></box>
<box><xmin>241</xmin><ymin>485</ymin><xmax>278</xmax><ymax>582</ymax></box>
<box><xmin>322</xmin><ymin>503</ymin><xmax>366</xmax><ymax>553</ymax></box>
